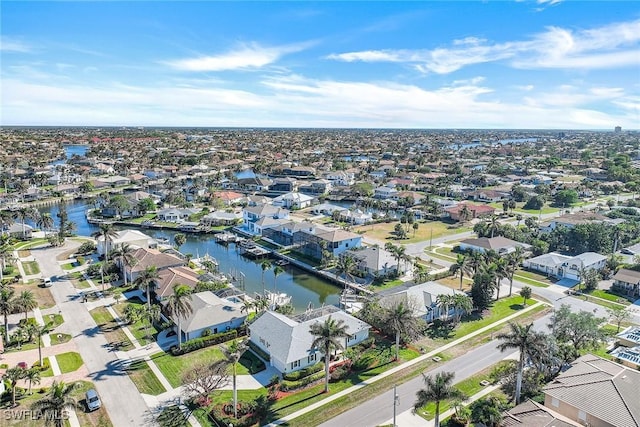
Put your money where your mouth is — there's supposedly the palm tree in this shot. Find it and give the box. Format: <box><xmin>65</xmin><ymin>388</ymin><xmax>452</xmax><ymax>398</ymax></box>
<box><xmin>26</xmin><ymin>321</ymin><xmax>52</xmax><ymax>366</ymax></box>
<box><xmin>15</xmin><ymin>290</ymin><xmax>37</xmax><ymax>321</ymax></box>
<box><xmin>383</xmin><ymin>300</ymin><xmax>422</xmax><ymax>361</ymax></box>
<box><xmin>260</xmin><ymin>260</ymin><xmax>271</xmax><ymax>296</ymax></box>
<box><xmin>240</xmin><ymin>300</ymin><xmax>254</xmax><ymax>315</ymax></box>
<box><xmin>37</xmin><ymin>213</ymin><xmax>55</xmax><ymax>236</ymax></box>
<box><xmin>449</xmin><ymin>254</ymin><xmax>472</xmax><ymax>291</ymax></box>
<box><xmin>496</xmin><ymin>322</ymin><xmax>546</xmax><ymax>404</ymax></box>
<box><xmin>24</xmin><ymin>367</ymin><xmax>41</xmax><ymax>394</ymax></box>
<box><xmin>335</xmin><ymin>254</ymin><xmax>356</xmax><ymax>284</ymax></box>
<box><xmin>272</xmin><ymin>265</ymin><xmax>284</xmax><ymax>292</ymax></box>
<box><xmin>112</xmin><ymin>243</ymin><xmax>137</xmax><ymax>288</ymax></box>
<box><xmin>458</xmin><ymin>204</ymin><xmax>472</xmax><ymax>223</ymax></box>
<box><xmin>3</xmin><ymin>366</ymin><xmax>27</xmax><ymax>407</ymax></box>
<box><xmin>92</xmin><ymin>223</ymin><xmax>118</xmax><ymax>261</ymax></box>
<box><xmin>505</xmin><ymin>247</ymin><xmax>525</xmax><ymax>296</ymax></box>
<box><xmin>142</xmin><ymin>304</ymin><xmax>161</xmax><ymax>344</ymax></box>
<box><xmin>222</xmin><ymin>339</ymin><xmax>247</xmax><ymax>419</ymax></box>
<box><xmin>166</xmin><ymin>284</ymin><xmax>193</xmax><ymax>350</ymax></box>
<box><xmin>134</xmin><ymin>266</ymin><xmax>160</xmax><ymax>310</ymax></box>
<box><xmin>488</xmin><ymin>215</ymin><xmax>500</xmax><ymax>238</ymax></box>
<box><xmin>0</xmin><ymin>287</ymin><xmax>16</xmax><ymax>345</ymax></box>
<box><xmin>452</xmin><ymin>294</ymin><xmax>473</xmax><ymax>323</ymax></box>
<box><xmin>436</xmin><ymin>294</ymin><xmax>455</xmax><ymax>323</ymax></box>
<box><xmin>173</xmin><ymin>233</ymin><xmax>186</xmax><ymax>251</ymax></box>
<box><xmin>14</xmin><ymin>207</ymin><xmax>35</xmax><ymax>239</ymax></box>
<box><xmin>414</xmin><ymin>371</ymin><xmax>465</xmax><ymax>427</ymax></box>
<box><xmin>31</xmin><ymin>381</ymin><xmax>80</xmax><ymax>427</ymax></box>
<box><xmin>309</xmin><ymin>316</ymin><xmax>349</xmax><ymax>393</ymax></box>
<box><xmin>491</xmin><ymin>257</ymin><xmax>508</xmax><ymax>301</ymax></box>
<box><xmin>468</xmin><ymin>250</ymin><xmax>484</xmax><ymax>275</ymax></box>
<box><xmin>520</xmin><ymin>286</ymin><xmax>532</xmax><ymax>307</ymax></box>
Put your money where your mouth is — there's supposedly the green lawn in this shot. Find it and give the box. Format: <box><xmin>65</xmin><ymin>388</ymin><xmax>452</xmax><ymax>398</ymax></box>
<box><xmin>44</xmin><ymin>313</ymin><xmax>64</xmax><ymax>329</ymax></box>
<box><xmin>513</xmin><ymin>274</ymin><xmax>550</xmax><ymax>288</ymax></box>
<box><xmin>447</xmin><ymin>296</ymin><xmax>537</xmax><ymax>341</ymax></box>
<box><xmin>61</xmin><ymin>262</ymin><xmax>75</xmax><ymax>271</ymax></box>
<box><xmin>56</xmin><ymin>351</ymin><xmax>84</xmax><ymax>373</ymax></box>
<box><xmin>126</xmin><ymin>359</ymin><xmax>167</xmax><ymax>395</ymax></box>
<box><xmin>587</xmin><ymin>289</ymin><xmax>632</xmax><ymax>305</ymax></box>
<box><xmin>89</xmin><ymin>307</ymin><xmax>134</xmax><ymax>351</ymax></box>
<box><xmin>112</xmin><ymin>301</ymin><xmax>160</xmax><ymax>344</ymax></box>
<box><xmin>354</xmin><ymin>220</ymin><xmax>471</xmax><ymax>244</ymax></box>
<box><xmin>49</xmin><ymin>332</ymin><xmax>72</xmax><ymax>345</ymax></box>
<box><xmin>12</xmin><ymin>238</ymin><xmax>48</xmax><ymax>251</ymax></box>
<box><xmin>152</xmin><ymin>345</ymin><xmax>251</xmax><ymax>388</ymax></box>
<box><xmin>40</xmin><ymin>357</ymin><xmax>54</xmax><ymax>377</ymax></box>
<box><xmin>21</xmin><ymin>261</ymin><xmax>40</xmax><ymax>275</ymax></box>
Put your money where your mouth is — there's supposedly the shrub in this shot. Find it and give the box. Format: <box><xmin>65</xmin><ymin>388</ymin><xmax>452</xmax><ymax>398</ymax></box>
<box><xmin>86</xmin><ymin>263</ymin><xmax>102</xmax><ymax>278</ymax></box>
<box><xmin>76</xmin><ymin>255</ymin><xmax>85</xmax><ymax>265</ymax></box>
<box><xmin>78</xmin><ymin>241</ymin><xmax>96</xmax><ymax>254</ymax></box>
<box><xmin>32</xmin><ymin>359</ymin><xmax>50</xmax><ymax>372</ymax></box>
<box><xmin>330</xmin><ymin>365</ymin><xmax>350</xmax><ymax>382</ymax></box>
<box><xmin>280</xmin><ymin>371</ymin><xmax>325</xmax><ymax>391</ymax></box>
<box><xmin>170</xmin><ymin>330</ymin><xmax>238</xmax><ymax>355</ymax></box>
<box><xmin>247</xmin><ymin>340</ymin><xmax>270</xmax><ymax>362</ymax></box>
<box><xmin>201</xmin><ymin>328</ymin><xmax>212</xmax><ymax>338</ymax></box>
<box><xmin>283</xmin><ymin>362</ymin><xmax>324</xmax><ymax>381</ymax></box>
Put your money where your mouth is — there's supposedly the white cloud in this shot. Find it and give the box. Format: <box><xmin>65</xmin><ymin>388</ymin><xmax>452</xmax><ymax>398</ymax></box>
<box><xmin>0</xmin><ymin>37</ymin><xmax>32</xmax><ymax>52</ymax></box>
<box><xmin>165</xmin><ymin>41</ymin><xmax>311</xmax><ymax>72</ymax></box>
<box><xmin>326</xmin><ymin>18</ymin><xmax>640</xmax><ymax>74</ymax></box>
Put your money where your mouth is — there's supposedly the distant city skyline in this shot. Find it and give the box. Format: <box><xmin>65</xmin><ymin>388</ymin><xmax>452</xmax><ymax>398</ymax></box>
<box><xmin>1</xmin><ymin>1</ymin><xmax>639</xmax><ymax>129</ymax></box>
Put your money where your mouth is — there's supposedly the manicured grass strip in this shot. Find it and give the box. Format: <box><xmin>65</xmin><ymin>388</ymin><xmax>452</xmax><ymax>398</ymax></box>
<box><xmin>61</xmin><ymin>262</ymin><xmax>75</xmax><ymax>271</ymax></box>
<box><xmin>513</xmin><ymin>275</ymin><xmax>549</xmax><ymax>288</ymax></box>
<box><xmin>40</xmin><ymin>357</ymin><xmax>54</xmax><ymax>377</ymax></box>
<box><xmin>90</xmin><ymin>307</ymin><xmax>134</xmax><ymax>351</ymax></box>
<box><xmin>70</xmin><ymin>380</ymin><xmax>114</xmax><ymax>427</ymax></box>
<box><xmin>49</xmin><ymin>333</ymin><xmax>72</xmax><ymax>345</ymax></box>
<box><xmin>22</xmin><ymin>261</ymin><xmax>40</xmax><ymax>275</ymax></box>
<box><xmin>44</xmin><ymin>313</ymin><xmax>64</xmax><ymax>329</ymax></box>
<box><xmin>588</xmin><ymin>289</ymin><xmax>632</xmax><ymax>305</ymax></box>
<box><xmin>126</xmin><ymin>359</ymin><xmax>167</xmax><ymax>395</ymax></box>
<box><xmin>56</xmin><ymin>351</ymin><xmax>83</xmax><ymax>373</ymax></box>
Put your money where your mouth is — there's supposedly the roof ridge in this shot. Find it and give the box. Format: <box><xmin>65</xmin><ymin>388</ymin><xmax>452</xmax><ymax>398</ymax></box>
<box><xmin>611</xmin><ymin>378</ymin><xmax>640</xmax><ymax>426</ymax></box>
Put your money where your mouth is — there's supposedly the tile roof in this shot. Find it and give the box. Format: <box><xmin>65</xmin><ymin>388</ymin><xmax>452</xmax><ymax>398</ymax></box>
<box><xmin>543</xmin><ymin>354</ymin><xmax>640</xmax><ymax>427</ymax></box>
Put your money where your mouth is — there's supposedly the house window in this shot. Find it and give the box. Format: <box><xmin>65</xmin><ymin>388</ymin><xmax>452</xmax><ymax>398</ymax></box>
<box><xmin>291</xmin><ymin>360</ymin><xmax>300</xmax><ymax>370</ymax></box>
<box><xmin>551</xmin><ymin>397</ymin><xmax>559</xmax><ymax>408</ymax></box>
<box><xmin>308</xmin><ymin>354</ymin><xmax>317</xmax><ymax>364</ymax></box>
<box><xmin>578</xmin><ymin>410</ymin><xmax>586</xmax><ymax>421</ymax></box>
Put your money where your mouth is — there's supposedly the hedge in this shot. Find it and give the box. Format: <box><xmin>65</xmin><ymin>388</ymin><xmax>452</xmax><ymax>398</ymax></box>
<box><xmin>171</xmin><ymin>330</ymin><xmax>237</xmax><ymax>355</ymax></box>
<box><xmin>247</xmin><ymin>340</ymin><xmax>270</xmax><ymax>362</ymax></box>
<box><xmin>283</xmin><ymin>362</ymin><xmax>324</xmax><ymax>381</ymax></box>
<box><xmin>280</xmin><ymin>371</ymin><xmax>325</xmax><ymax>391</ymax></box>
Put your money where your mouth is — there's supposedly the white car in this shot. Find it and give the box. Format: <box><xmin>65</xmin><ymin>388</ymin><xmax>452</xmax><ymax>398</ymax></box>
<box><xmin>42</xmin><ymin>277</ymin><xmax>52</xmax><ymax>287</ymax></box>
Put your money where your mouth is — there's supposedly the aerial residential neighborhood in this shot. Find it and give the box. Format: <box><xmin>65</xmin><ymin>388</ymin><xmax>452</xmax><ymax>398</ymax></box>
<box><xmin>1</xmin><ymin>124</ymin><xmax>639</xmax><ymax>427</ymax></box>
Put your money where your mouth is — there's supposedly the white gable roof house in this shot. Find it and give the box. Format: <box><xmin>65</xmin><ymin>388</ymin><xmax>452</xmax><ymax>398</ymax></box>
<box><xmin>96</xmin><ymin>229</ymin><xmax>156</xmax><ymax>255</ymax></box>
<box><xmin>272</xmin><ymin>192</ymin><xmax>314</xmax><ymax>210</ymax></box>
<box><xmin>523</xmin><ymin>251</ymin><xmax>607</xmax><ymax>284</ymax></box>
<box><xmin>378</xmin><ymin>281</ymin><xmax>466</xmax><ymax>323</ymax></box>
<box><xmin>249</xmin><ymin>306</ymin><xmax>370</xmax><ymax>374</ymax></box>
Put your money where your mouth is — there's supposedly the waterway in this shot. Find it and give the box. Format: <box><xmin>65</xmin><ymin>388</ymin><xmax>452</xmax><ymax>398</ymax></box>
<box><xmin>35</xmin><ymin>199</ymin><xmax>340</xmax><ymax>312</ymax></box>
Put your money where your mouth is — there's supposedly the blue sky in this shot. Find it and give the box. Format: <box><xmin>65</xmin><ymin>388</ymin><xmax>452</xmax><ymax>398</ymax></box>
<box><xmin>1</xmin><ymin>1</ymin><xmax>639</xmax><ymax>129</ymax></box>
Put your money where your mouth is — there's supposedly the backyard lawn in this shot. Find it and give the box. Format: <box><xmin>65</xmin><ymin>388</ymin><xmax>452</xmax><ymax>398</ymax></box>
<box><xmin>354</xmin><ymin>220</ymin><xmax>471</xmax><ymax>243</ymax></box>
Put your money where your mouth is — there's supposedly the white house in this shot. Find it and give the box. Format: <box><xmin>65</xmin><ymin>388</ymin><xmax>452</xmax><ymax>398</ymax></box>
<box><xmin>337</xmin><ymin>209</ymin><xmax>373</xmax><ymax>225</ymax></box>
<box><xmin>378</xmin><ymin>281</ymin><xmax>467</xmax><ymax>323</ymax></box>
<box><xmin>347</xmin><ymin>246</ymin><xmax>397</xmax><ymax>277</ymax></box>
<box><xmin>272</xmin><ymin>192</ymin><xmax>314</xmax><ymax>210</ymax></box>
<box><xmin>249</xmin><ymin>307</ymin><xmax>370</xmax><ymax>374</ymax></box>
<box><xmin>242</xmin><ymin>204</ymin><xmax>290</xmax><ymax>235</ymax></box>
<box><xmin>156</xmin><ymin>208</ymin><xmax>198</xmax><ymax>223</ymax></box>
<box><xmin>522</xmin><ymin>252</ymin><xmax>607</xmax><ymax>283</ymax></box>
<box><xmin>374</xmin><ymin>186</ymin><xmax>398</xmax><ymax>199</ymax></box>
<box><xmin>459</xmin><ymin>236</ymin><xmax>531</xmax><ymax>255</ymax></box>
<box><xmin>96</xmin><ymin>229</ymin><xmax>156</xmax><ymax>256</ymax></box>
<box><xmin>324</xmin><ymin>171</ymin><xmax>355</xmax><ymax>187</ymax></box>
<box><xmin>165</xmin><ymin>291</ymin><xmax>246</xmax><ymax>342</ymax></box>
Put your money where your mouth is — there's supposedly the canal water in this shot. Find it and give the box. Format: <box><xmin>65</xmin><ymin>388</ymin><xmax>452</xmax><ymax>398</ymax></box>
<box><xmin>36</xmin><ymin>200</ymin><xmax>340</xmax><ymax>312</ymax></box>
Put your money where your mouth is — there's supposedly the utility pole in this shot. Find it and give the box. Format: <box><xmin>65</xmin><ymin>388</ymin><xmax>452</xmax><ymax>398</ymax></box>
<box><xmin>392</xmin><ymin>384</ymin><xmax>399</xmax><ymax>427</ymax></box>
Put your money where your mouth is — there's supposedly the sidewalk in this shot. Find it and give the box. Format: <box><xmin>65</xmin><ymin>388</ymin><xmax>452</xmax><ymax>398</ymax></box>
<box><xmin>267</xmin><ymin>301</ymin><xmax>545</xmax><ymax>426</ymax></box>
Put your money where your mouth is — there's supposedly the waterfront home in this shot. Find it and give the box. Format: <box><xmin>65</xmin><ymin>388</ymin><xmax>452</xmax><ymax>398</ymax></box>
<box><xmin>269</xmin><ymin>177</ymin><xmax>297</xmax><ymax>193</ymax></box>
<box><xmin>153</xmin><ymin>266</ymin><xmax>202</xmax><ymax>300</ymax></box>
<box><xmin>165</xmin><ymin>291</ymin><xmax>246</xmax><ymax>342</ymax></box>
<box><xmin>96</xmin><ymin>229</ymin><xmax>156</xmax><ymax>256</ymax></box>
<box><xmin>543</xmin><ymin>354</ymin><xmax>640</xmax><ymax>427</ymax></box>
<box><xmin>262</xmin><ymin>221</ymin><xmax>315</xmax><ymax>246</ymax></box>
<box><xmin>126</xmin><ymin>248</ymin><xmax>185</xmax><ymax>282</ymax></box>
<box><xmin>249</xmin><ymin>306</ymin><xmax>370</xmax><ymax>374</ymax></box>
<box><xmin>311</xmin><ymin>203</ymin><xmax>346</xmax><ymax>216</ymax></box>
<box><xmin>324</xmin><ymin>171</ymin><xmax>355</xmax><ymax>186</ymax></box>
<box><xmin>346</xmin><ymin>246</ymin><xmax>397</xmax><ymax>278</ymax></box>
<box><xmin>292</xmin><ymin>224</ymin><xmax>362</xmax><ymax>260</ymax></box>
<box><xmin>272</xmin><ymin>192</ymin><xmax>315</xmax><ymax>210</ymax></box>
<box><xmin>611</xmin><ymin>268</ymin><xmax>640</xmax><ymax>298</ymax></box>
<box><xmin>336</xmin><ymin>209</ymin><xmax>373</xmax><ymax>225</ymax></box>
<box><xmin>200</xmin><ymin>211</ymin><xmax>242</xmax><ymax>227</ymax></box>
<box><xmin>444</xmin><ymin>203</ymin><xmax>496</xmax><ymax>221</ymax></box>
<box><xmin>242</xmin><ymin>204</ymin><xmax>290</xmax><ymax>235</ymax></box>
<box><xmin>522</xmin><ymin>252</ymin><xmax>607</xmax><ymax>284</ymax></box>
<box><xmin>156</xmin><ymin>207</ymin><xmax>198</xmax><ymax>223</ymax></box>
<box><xmin>374</xmin><ymin>186</ymin><xmax>398</xmax><ymax>199</ymax></box>
<box><xmin>378</xmin><ymin>281</ymin><xmax>466</xmax><ymax>323</ymax></box>
<box><xmin>237</xmin><ymin>176</ymin><xmax>272</xmax><ymax>192</ymax></box>
<box><xmin>458</xmin><ymin>236</ymin><xmax>531</xmax><ymax>255</ymax></box>
<box><xmin>212</xmin><ymin>191</ymin><xmax>245</xmax><ymax>206</ymax></box>
<box><xmin>299</xmin><ymin>179</ymin><xmax>332</xmax><ymax>195</ymax></box>
<box><xmin>5</xmin><ymin>223</ymin><xmax>33</xmax><ymax>240</ymax></box>
<box><xmin>283</xmin><ymin>166</ymin><xmax>316</xmax><ymax>177</ymax></box>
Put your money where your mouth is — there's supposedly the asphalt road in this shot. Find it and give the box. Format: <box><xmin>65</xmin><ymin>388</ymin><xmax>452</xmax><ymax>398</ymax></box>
<box><xmin>31</xmin><ymin>242</ymin><xmax>149</xmax><ymax>427</ymax></box>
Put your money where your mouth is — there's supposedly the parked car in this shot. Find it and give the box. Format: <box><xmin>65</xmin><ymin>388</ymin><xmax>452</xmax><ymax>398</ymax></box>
<box><xmin>85</xmin><ymin>389</ymin><xmax>101</xmax><ymax>411</ymax></box>
<box><xmin>42</xmin><ymin>277</ymin><xmax>52</xmax><ymax>287</ymax></box>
